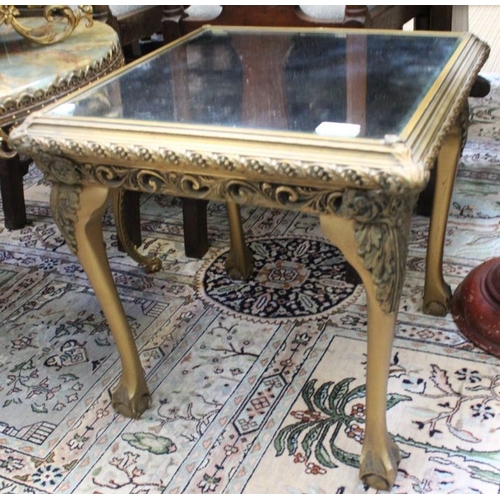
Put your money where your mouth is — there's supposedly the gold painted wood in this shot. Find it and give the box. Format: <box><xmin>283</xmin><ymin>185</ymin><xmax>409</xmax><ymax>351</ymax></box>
<box><xmin>423</xmin><ymin>120</ymin><xmax>464</xmax><ymax>315</ymax></box>
<box><xmin>0</xmin><ymin>5</ymin><xmax>93</xmax><ymax>45</ymax></box>
<box><xmin>321</xmin><ymin>211</ymin><xmax>410</xmax><ymax>489</ymax></box>
<box><xmin>113</xmin><ymin>190</ymin><xmax>162</xmax><ymax>273</ymax></box>
<box><xmin>225</xmin><ymin>201</ymin><xmax>254</xmax><ymax>280</ymax></box>
<box><xmin>9</xmin><ymin>26</ymin><xmax>490</xmax><ymax>491</ymax></box>
<box><xmin>50</xmin><ymin>182</ymin><xmax>152</xmax><ymax>417</ymax></box>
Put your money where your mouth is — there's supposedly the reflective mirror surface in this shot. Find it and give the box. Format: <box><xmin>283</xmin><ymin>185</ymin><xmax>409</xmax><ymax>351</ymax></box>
<box><xmin>48</xmin><ymin>28</ymin><xmax>461</xmax><ymax>139</ymax></box>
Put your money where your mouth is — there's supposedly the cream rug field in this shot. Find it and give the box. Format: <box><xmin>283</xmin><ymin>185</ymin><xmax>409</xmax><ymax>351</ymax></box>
<box><xmin>0</xmin><ymin>75</ymin><xmax>499</xmax><ymax>494</ymax></box>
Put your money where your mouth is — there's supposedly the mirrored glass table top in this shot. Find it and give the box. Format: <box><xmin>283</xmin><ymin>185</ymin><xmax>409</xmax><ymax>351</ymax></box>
<box><xmin>46</xmin><ymin>27</ymin><xmax>465</xmax><ymax>141</ymax></box>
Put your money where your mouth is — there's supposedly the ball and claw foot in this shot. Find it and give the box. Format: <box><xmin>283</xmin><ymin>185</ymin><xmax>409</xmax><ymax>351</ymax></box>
<box><xmin>359</xmin><ymin>437</ymin><xmax>400</xmax><ymax>491</ymax></box>
<box><xmin>225</xmin><ymin>246</ymin><xmax>254</xmax><ymax>281</ymax></box>
<box><xmin>423</xmin><ymin>300</ymin><xmax>448</xmax><ymax>317</ymax></box>
<box><xmin>125</xmin><ymin>244</ymin><xmax>162</xmax><ymax>274</ymax></box>
<box><xmin>423</xmin><ymin>282</ymin><xmax>452</xmax><ymax>317</ymax></box>
<box><xmin>142</xmin><ymin>256</ymin><xmax>162</xmax><ymax>274</ymax></box>
<box><xmin>111</xmin><ymin>382</ymin><xmax>152</xmax><ymax>419</ymax></box>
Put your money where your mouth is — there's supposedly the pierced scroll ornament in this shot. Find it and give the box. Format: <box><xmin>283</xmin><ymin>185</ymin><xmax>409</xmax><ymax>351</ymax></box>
<box><xmin>0</xmin><ymin>5</ymin><xmax>93</xmax><ymax>45</ymax></box>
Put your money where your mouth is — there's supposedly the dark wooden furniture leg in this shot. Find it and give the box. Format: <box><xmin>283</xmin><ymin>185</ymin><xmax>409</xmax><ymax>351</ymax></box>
<box><xmin>0</xmin><ymin>154</ymin><xmax>28</xmax><ymax>230</ymax></box>
<box><xmin>161</xmin><ymin>5</ymin><xmax>184</xmax><ymax>43</ymax></box>
<box><xmin>414</xmin><ymin>5</ymin><xmax>452</xmax><ymax>31</ymax></box>
<box><xmin>182</xmin><ymin>198</ymin><xmax>209</xmax><ymax>258</ymax></box>
<box><xmin>116</xmin><ymin>191</ymin><xmax>142</xmax><ymax>250</ymax></box>
<box><xmin>471</xmin><ymin>76</ymin><xmax>491</xmax><ymax>98</ymax></box>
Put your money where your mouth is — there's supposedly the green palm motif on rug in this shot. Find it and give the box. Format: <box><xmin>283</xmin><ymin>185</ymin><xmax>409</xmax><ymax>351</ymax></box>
<box><xmin>273</xmin><ymin>377</ymin><xmax>410</xmax><ymax>470</ymax></box>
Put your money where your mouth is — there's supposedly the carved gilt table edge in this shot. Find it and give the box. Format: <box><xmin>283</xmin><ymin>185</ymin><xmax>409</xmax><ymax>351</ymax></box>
<box><xmin>9</xmin><ymin>132</ymin><xmax>426</xmax><ymax>194</ymax></box>
<box><xmin>402</xmin><ymin>34</ymin><xmax>490</xmax><ymax>171</ymax></box>
<box><xmin>10</xmin><ymin>129</ymin><xmax>421</xmax><ymax>316</ymax></box>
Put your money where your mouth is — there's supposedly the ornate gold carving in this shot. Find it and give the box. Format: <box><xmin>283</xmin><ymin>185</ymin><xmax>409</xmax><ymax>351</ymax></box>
<box><xmin>0</xmin><ymin>5</ymin><xmax>93</xmax><ymax>45</ymax></box>
<box><xmin>421</xmin><ymin>40</ymin><xmax>490</xmax><ymax>171</ymax></box>
<box><xmin>30</xmin><ymin>155</ymin><xmax>348</xmax><ymax>214</ymax></box>
<box><xmin>0</xmin><ymin>46</ymin><xmax>123</xmax><ymax>124</ymax></box>
<box><xmin>341</xmin><ymin>190</ymin><xmax>417</xmax><ymax>313</ymax></box>
<box><xmin>31</xmin><ymin>150</ymin><xmax>85</xmax><ymax>185</ymax></box>
<box><xmin>50</xmin><ymin>183</ymin><xmax>82</xmax><ymax>255</ymax></box>
<box><xmin>23</xmin><ymin>142</ymin><xmax>420</xmax><ymax>313</ymax></box>
<box><xmin>12</xmin><ymin>135</ymin><xmax>414</xmax><ymax>195</ymax></box>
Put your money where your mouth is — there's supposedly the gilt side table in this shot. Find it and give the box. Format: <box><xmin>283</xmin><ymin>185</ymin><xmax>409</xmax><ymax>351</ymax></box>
<box><xmin>0</xmin><ymin>15</ymin><xmax>123</xmax><ymax>229</ymax></box>
<box><xmin>10</xmin><ymin>26</ymin><xmax>489</xmax><ymax>490</ymax></box>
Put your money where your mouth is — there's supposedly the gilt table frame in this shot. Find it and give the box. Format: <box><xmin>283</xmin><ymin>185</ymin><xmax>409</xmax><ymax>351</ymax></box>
<box><xmin>10</xmin><ymin>26</ymin><xmax>489</xmax><ymax>490</ymax></box>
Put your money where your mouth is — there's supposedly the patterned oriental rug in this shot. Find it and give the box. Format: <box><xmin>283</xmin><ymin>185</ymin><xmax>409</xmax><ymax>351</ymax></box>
<box><xmin>0</xmin><ymin>75</ymin><xmax>499</xmax><ymax>494</ymax></box>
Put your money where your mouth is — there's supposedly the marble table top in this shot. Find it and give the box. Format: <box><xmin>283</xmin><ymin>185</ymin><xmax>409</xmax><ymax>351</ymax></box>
<box><xmin>0</xmin><ymin>18</ymin><xmax>122</xmax><ymax>127</ymax></box>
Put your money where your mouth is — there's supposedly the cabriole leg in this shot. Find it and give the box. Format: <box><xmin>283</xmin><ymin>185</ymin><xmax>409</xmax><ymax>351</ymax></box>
<box><xmin>225</xmin><ymin>201</ymin><xmax>254</xmax><ymax>280</ymax></box>
<box><xmin>423</xmin><ymin>122</ymin><xmax>462</xmax><ymax>316</ymax></box>
<box><xmin>321</xmin><ymin>213</ymin><xmax>402</xmax><ymax>491</ymax></box>
<box><xmin>51</xmin><ymin>183</ymin><xmax>151</xmax><ymax>418</ymax></box>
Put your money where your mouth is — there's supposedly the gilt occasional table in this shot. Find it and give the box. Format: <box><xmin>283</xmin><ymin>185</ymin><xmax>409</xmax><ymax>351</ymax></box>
<box><xmin>10</xmin><ymin>26</ymin><xmax>489</xmax><ymax>490</ymax></box>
